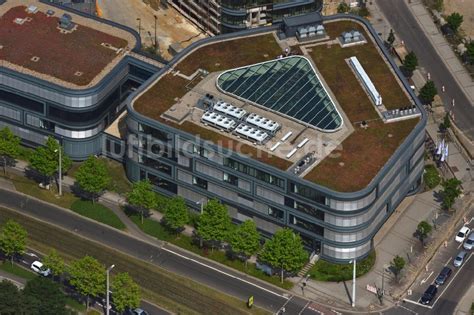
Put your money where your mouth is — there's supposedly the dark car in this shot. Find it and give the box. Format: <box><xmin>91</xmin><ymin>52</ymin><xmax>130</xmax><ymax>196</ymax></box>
<box><xmin>435</xmin><ymin>267</ymin><xmax>452</xmax><ymax>285</ymax></box>
<box><xmin>420</xmin><ymin>285</ymin><xmax>438</xmax><ymax>305</ymax></box>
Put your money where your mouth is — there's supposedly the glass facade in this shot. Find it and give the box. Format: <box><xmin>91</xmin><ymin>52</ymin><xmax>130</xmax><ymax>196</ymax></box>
<box><xmin>217</xmin><ymin>56</ymin><xmax>342</xmax><ymax>131</ymax></box>
<box><xmin>224</xmin><ymin>157</ymin><xmax>284</xmax><ymax>188</ymax></box>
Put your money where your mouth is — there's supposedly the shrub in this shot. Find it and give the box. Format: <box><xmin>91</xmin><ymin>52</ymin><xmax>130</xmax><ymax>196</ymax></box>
<box><xmin>309</xmin><ymin>251</ymin><xmax>376</xmax><ymax>281</ymax></box>
<box><xmin>424</xmin><ymin>165</ymin><xmax>441</xmax><ymax>189</ymax></box>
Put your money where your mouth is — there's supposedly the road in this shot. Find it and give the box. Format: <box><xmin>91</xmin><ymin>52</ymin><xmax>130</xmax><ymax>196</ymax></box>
<box><xmin>0</xmin><ymin>187</ymin><xmax>323</xmax><ymax>314</ymax></box>
<box><xmin>377</xmin><ymin>0</ymin><xmax>474</xmax><ymax>140</ymax></box>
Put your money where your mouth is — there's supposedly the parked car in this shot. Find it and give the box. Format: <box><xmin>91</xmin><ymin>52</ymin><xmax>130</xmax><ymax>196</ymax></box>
<box><xmin>128</xmin><ymin>308</ymin><xmax>149</xmax><ymax>315</ymax></box>
<box><xmin>434</xmin><ymin>267</ymin><xmax>452</xmax><ymax>285</ymax></box>
<box><xmin>455</xmin><ymin>226</ymin><xmax>471</xmax><ymax>243</ymax></box>
<box><xmin>453</xmin><ymin>251</ymin><xmax>468</xmax><ymax>267</ymax></box>
<box><xmin>463</xmin><ymin>232</ymin><xmax>474</xmax><ymax>250</ymax></box>
<box><xmin>420</xmin><ymin>284</ymin><xmax>438</xmax><ymax>305</ymax></box>
<box><xmin>30</xmin><ymin>261</ymin><xmax>51</xmax><ymax>277</ymax></box>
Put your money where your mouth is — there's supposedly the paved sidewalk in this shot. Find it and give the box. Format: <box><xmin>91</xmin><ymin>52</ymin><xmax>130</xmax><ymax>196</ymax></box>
<box><xmin>406</xmin><ymin>0</ymin><xmax>474</xmax><ymax>106</ymax></box>
<box><xmin>454</xmin><ymin>284</ymin><xmax>474</xmax><ymax>315</ymax></box>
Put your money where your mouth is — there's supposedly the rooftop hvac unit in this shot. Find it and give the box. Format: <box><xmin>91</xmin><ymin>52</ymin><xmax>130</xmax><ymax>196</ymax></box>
<box><xmin>245</xmin><ymin>113</ymin><xmax>280</xmax><ymax>133</ymax></box>
<box><xmin>201</xmin><ymin>112</ymin><xmax>236</xmax><ymax>131</ymax></box>
<box><xmin>213</xmin><ymin>101</ymin><xmax>247</xmax><ymax>120</ymax></box>
<box><xmin>235</xmin><ymin>123</ymin><xmax>269</xmax><ymax>144</ymax></box>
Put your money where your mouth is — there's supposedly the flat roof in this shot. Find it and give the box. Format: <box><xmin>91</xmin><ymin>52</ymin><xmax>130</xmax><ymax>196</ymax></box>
<box><xmin>132</xmin><ymin>19</ymin><xmax>419</xmax><ymax>192</ymax></box>
<box><xmin>0</xmin><ymin>2</ymin><xmax>136</xmax><ymax>88</ymax></box>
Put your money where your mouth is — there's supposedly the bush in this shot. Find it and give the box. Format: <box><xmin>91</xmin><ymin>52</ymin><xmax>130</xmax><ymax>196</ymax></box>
<box><xmin>309</xmin><ymin>251</ymin><xmax>376</xmax><ymax>281</ymax></box>
<box><xmin>424</xmin><ymin>165</ymin><xmax>441</xmax><ymax>189</ymax></box>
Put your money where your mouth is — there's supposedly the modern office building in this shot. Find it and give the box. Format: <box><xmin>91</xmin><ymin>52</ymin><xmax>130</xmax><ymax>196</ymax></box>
<box><xmin>169</xmin><ymin>0</ymin><xmax>322</xmax><ymax>34</ymax></box>
<box><xmin>0</xmin><ymin>0</ymin><xmax>161</xmax><ymax>160</ymax></box>
<box><xmin>125</xmin><ymin>13</ymin><xmax>426</xmax><ymax>263</ymax></box>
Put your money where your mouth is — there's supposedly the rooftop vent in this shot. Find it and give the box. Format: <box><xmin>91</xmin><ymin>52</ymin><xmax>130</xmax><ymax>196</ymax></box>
<box><xmin>26</xmin><ymin>5</ymin><xmax>38</xmax><ymax>14</ymax></box>
<box><xmin>46</xmin><ymin>10</ymin><xmax>55</xmax><ymax>17</ymax></box>
<box><xmin>59</xmin><ymin>13</ymin><xmax>74</xmax><ymax>30</ymax></box>
<box><xmin>30</xmin><ymin>56</ymin><xmax>40</xmax><ymax>62</ymax></box>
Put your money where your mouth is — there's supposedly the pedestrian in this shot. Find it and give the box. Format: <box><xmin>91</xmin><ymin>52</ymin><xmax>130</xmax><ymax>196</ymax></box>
<box><xmin>442</xmin><ymin>85</ymin><xmax>445</xmax><ymax>93</ymax></box>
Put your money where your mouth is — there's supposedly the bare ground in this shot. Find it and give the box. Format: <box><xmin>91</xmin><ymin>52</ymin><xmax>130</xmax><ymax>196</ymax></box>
<box><xmin>97</xmin><ymin>0</ymin><xmax>206</xmax><ymax>59</ymax></box>
<box><xmin>443</xmin><ymin>0</ymin><xmax>474</xmax><ymax>38</ymax></box>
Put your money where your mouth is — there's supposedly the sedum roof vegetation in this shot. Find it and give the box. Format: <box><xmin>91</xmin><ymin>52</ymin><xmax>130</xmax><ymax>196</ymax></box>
<box><xmin>133</xmin><ymin>21</ymin><xmax>420</xmax><ymax>192</ymax></box>
<box><xmin>0</xmin><ymin>6</ymin><xmax>128</xmax><ymax>86</ymax></box>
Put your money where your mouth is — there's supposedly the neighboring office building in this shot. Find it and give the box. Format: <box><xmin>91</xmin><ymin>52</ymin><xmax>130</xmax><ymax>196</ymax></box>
<box><xmin>169</xmin><ymin>0</ymin><xmax>322</xmax><ymax>35</ymax></box>
<box><xmin>125</xmin><ymin>13</ymin><xmax>426</xmax><ymax>262</ymax></box>
<box><xmin>0</xmin><ymin>1</ymin><xmax>160</xmax><ymax>159</ymax></box>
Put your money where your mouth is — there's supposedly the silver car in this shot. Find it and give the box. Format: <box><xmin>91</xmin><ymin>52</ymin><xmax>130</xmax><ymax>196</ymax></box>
<box><xmin>463</xmin><ymin>232</ymin><xmax>474</xmax><ymax>250</ymax></box>
<box><xmin>453</xmin><ymin>251</ymin><xmax>467</xmax><ymax>267</ymax></box>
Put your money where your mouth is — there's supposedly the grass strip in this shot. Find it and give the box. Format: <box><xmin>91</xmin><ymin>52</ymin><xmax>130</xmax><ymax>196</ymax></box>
<box><xmin>0</xmin><ymin>207</ymin><xmax>269</xmax><ymax>315</ymax></box>
<box><xmin>128</xmin><ymin>214</ymin><xmax>294</xmax><ymax>289</ymax></box>
<box><xmin>0</xmin><ymin>261</ymin><xmax>37</xmax><ymax>281</ymax></box>
<box><xmin>70</xmin><ymin>200</ymin><xmax>126</xmax><ymax>230</ymax></box>
<box><xmin>308</xmin><ymin>251</ymin><xmax>376</xmax><ymax>282</ymax></box>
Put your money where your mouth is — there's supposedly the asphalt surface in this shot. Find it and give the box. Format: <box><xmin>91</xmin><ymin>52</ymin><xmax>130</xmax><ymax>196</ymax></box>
<box><xmin>0</xmin><ymin>187</ymin><xmax>312</xmax><ymax>314</ymax></box>
<box><xmin>377</xmin><ymin>0</ymin><xmax>474</xmax><ymax>140</ymax></box>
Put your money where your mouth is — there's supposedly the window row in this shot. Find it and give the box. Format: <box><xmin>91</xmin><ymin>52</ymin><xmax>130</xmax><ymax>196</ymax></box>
<box><xmin>223</xmin><ymin>158</ymin><xmax>284</xmax><ymax>188</ymax></box>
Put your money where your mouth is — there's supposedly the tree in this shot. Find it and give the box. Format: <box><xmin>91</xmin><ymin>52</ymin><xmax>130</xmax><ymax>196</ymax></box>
<box><xmin>357</xmin><ymin>6</ymin><xmax>370</xmax><ymax>18</ymax></box>
<box><xmin>446</xmin><ymin>12</ymin><xmax>463</xmax><ymax>33</ymax></box>
<box><xmin>0</xmin><ymin>279</ymin><xmax>22</xmax><ymax>314</ymax></box>
<box><xmin>111</xmin><ymin>272</ymin><xmax>141</xmax><ymax>313</ymax></box>
<box><xmin>196</xmin><ymin>199</ymin><xmax>232</xmax><ymax>250</ymax></box>
<box><xmin>441</xmin><ymin>178</ymin><xmax>462</xmax><ymax>210</ymax></box>
<box><xmin>419</xmin><ymin>80</ymin><xmax>438</xmax><ymax>104</ymax></box>
<box><xmin>68</xmin><ymin>256</ymin><xmax>105</xmax><ymax>309</ymax></box>
<box><xmin>390</xmin><ymin>255</ymin><xmax>406</xmax><ymax>282</ymax></box>
<box><xmin>0</xmin><ymin>220</ymin><xmax>27</xmax><ymax>264</ymax></box>
<box><xmin>417</xmin><ymin>221</ymin><xmax>433</xmax><ymax>246</ymax></box>
<box><xmin>23</xmin><ymin>277</ymin><xmax>67</xmax><ymax>315</ymax></box>
<box><xmin>258</xmin><ymin>228</ymin><xmax>308</xmax><ymax>283</ymax></box>
<box><xmin>127</xmin><ymin>179</ymin><xmax>157</xmax><ymax>224</ymax></box>
<box><xmin>386</xmin><ymin>29</ymin><xmax>395</xmax><ymax>47</ymax></box>
<box><xmin>163</xmin><ymin>196</ymin><xmax>189</xmax><ymax>232</ymax></box>
<box><xmin>75</xmin><ymin>156</ymin><xmax>110</xmax><ymax>203</ymax></box>
<box><xmin>228</xmin><ymin>220</ymin><xmax>260</xmax><ymax>267</ymax></box>
<box><xmin>403</xmin><ymin>51</ymin><xmax>418</xmax><ymax>76</ymax></box>
<box><xmin>440</xmin><ymin>113</ymin><xmax>451</xmax><ymax>131</ymax></box>
<box><xmin>0</xmin><ymin>127</ymin><xmax>20</xmax><ymax>175</ymax></box>
<box><xmin>43</xmin><ymin>249</ymin><xmax>65</xmax><ymax>281</ymax></box>
<box><xmin>29</xmin><ymin>136</ymin><xmax>71</xmax><ymax>185</ymax></box>
<box><xmin>337</xmin><ymin>2</ymin><xmax>350</xmax><ymax>13</ymax></box>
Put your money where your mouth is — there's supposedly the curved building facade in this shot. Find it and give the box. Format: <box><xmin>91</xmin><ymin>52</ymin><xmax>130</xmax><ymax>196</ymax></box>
<box><xmin>125</xmin><ymin>13</ymin><xmax>427</xmax><ymax>262</ymax></box>
<box><xmin>0</xmin><ymin>1</ymin><xmax>161</xmax><ymax>159</ymax></box>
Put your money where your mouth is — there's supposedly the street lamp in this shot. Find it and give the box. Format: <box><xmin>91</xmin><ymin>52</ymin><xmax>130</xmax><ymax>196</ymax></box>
<box><xmin>136</xmin><ymin>18</ymin><xmax>142</xmax><ymax>40</ymax></box>
<box><xmin>106</xmin><ymin>264</ymin><xmax>115</xmax><ymax>315</ymax></box>
<box><xmin>54</xmin><ymin>148</ymin><xmax>62</xmax><ymax>196</ymax></box>
<box><xmin>350</xmin><ymin>259</ymin><xmax>356</xmax><ymax>307</ymax></box>
<box><xmin>196</xmin><ymin>198</ymin><xmax>206</xmax><ymax>247</ymax></box>
<box><xmin>154</xmin><ymin>15</ymin><xmax>158</xmax><ymax>51</ymax></box>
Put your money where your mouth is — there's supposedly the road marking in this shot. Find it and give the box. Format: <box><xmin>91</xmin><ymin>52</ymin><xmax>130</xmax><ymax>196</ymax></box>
<box><xmin>420</xmin><ymin>271</ymin><xmax>434</xmax><ymax>285</ymax></box>
<box><xmin>457</xmin><ymin>241</ymin><xmax>463</xmax><ymax>249</ymax></box>
<box><xmin>402</xmin><ymin>298</ymin><xmax>432</xmax><ymax>309</ymax></box>
<box><xmin>444</xmin><ymin>257</ymin><xmax>452</xmax><ymax>266</ymax></box>
<box><xmin>398</xmin><ymin>304</ymin><xmax>419</xmax><ymax>315</ymax></box>
<box><xmin>431</xmin><ymin>252</ymin><xmax>473</xmax><ymax>307</ymax></box>
<box><xmin>277</xmin><ymin>295</ymin><xmax>294</xmax><ymax>314</ymax></box>
<box><xmin>160</xmin><ymin>246</ymin><xmax>289</xmax><ymax>299</ymax></box>
<box><xmin>298</xmin><ymin>301</ymin><xmax>310</xmax><ymax>315</ymax></box>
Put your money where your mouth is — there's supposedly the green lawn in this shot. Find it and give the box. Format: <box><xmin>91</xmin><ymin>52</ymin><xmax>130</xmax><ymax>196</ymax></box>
<box><xmin>308</xmin><ymin>251</ymin><xmax>376</xmax><ymax>282</ymax></box>
<box><xmin>128</xmin><ymin>214</ymin><xmax>294</xmax><ymax>289</ymax></box>
<box><xmin>424</xmin><ymin>164</ymin><xmax>441</xmax><ymax>189</ymax></box>
<box><xmin>5</xmin><ymin>173</ymin><xmax>78</xmax><ymax>209</ymax></box>
<box><xmin>70</xmin><ymin>200</ymin><xmax>126</xmax><ymax>230</ymax></box>
<box><xmin>66</xmin><ymin>297</ymin><xmax>86</xmax><ymax>312</ymax></box>
<box><xmin>0</xmin><ymin>261</ymin><xmax>37</xmax><ymax>281</ymax></box>
<box><xmin>0</xmin><ymin>207</ymin><xmax>269</xmax><ymax>315</ymax></box>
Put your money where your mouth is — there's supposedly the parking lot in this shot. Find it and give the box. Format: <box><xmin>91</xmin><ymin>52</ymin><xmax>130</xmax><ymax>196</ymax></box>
<box><xmin>402</xmin><ymin>214</ymin><xmax>474</xmax><ymax>313</ymax></box>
